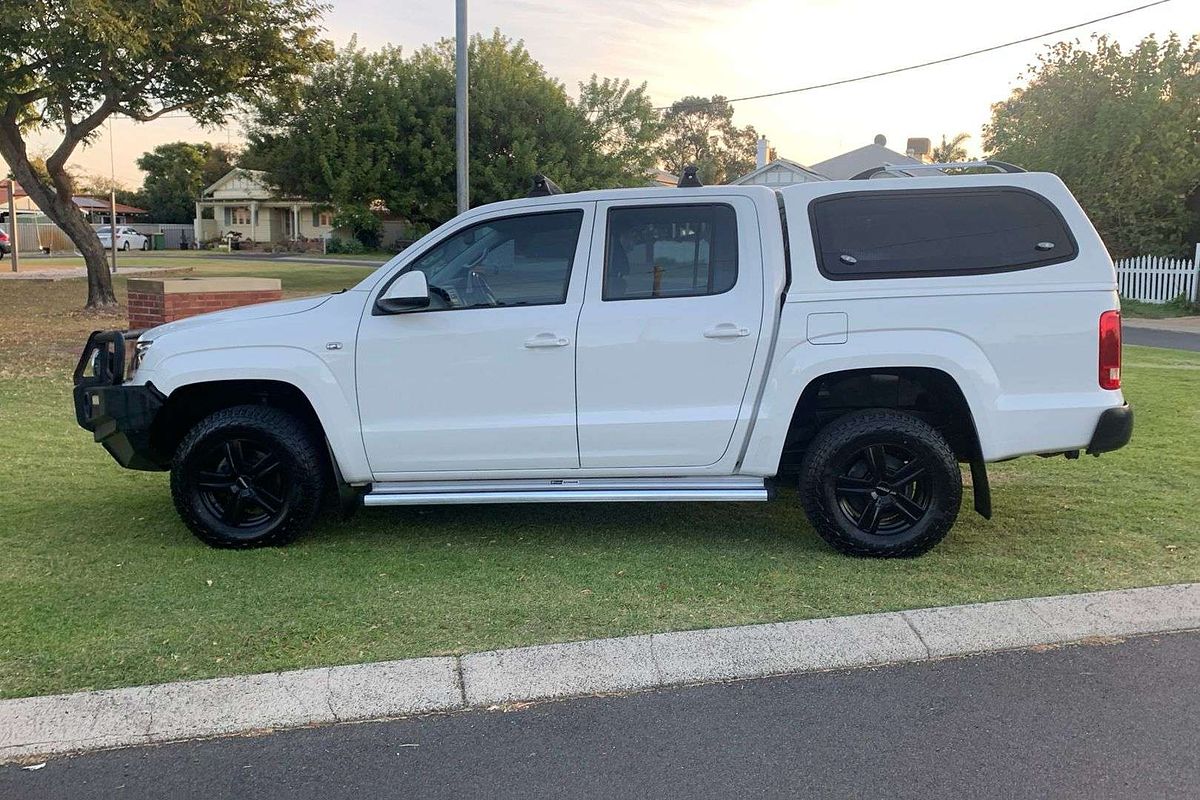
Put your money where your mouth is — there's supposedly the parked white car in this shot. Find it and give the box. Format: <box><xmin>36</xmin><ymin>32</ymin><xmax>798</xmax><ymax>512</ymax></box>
<box><xmin>96</xmin><ymin>226</ymin><xmax>149</xmax><ymax>251</ymax></box>
<box><xmin>73</xmin><ymin>166</ymin><xmax>1131</xmax><ymax>556</ymax></box>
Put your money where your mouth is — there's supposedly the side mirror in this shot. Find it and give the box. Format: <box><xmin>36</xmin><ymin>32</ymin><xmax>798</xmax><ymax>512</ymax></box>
<box><xmin>375</xmin><ymin>271</ymin><xmax>430</xmax><ymax>314</ymax></box>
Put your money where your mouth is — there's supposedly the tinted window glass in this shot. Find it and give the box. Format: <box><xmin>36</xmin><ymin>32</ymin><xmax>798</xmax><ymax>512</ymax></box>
<box><xmin>604</xmin><ymin>204</ymin><xmax>737</xmax><ymax>300</ymax></box>
<box><xmin>405</xmin><ymin>211</ymin><xmax>583</xmax><ymax>308</ymax></box>
<box><xmin>811</xmin><ymin>188</ymin><xmax>1077</xmax><ymax>279</ymax></box>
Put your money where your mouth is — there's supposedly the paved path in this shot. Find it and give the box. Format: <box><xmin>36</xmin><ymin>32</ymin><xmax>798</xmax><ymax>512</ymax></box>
<box><xmin>1125</xmin><ymin>320</ymin><xmax>1200</xmax><ymax>352</ymax></box>
<box><xmin>4</xmin><ymin>631</ymin><xmax>1196</xmax><ymax>800</ymax></box>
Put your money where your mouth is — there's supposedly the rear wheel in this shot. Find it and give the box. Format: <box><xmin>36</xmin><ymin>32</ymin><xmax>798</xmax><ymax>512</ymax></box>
<box><xmin>798</xmin><ymin>409</ymin><xmax>961</xmax><ymax>557</ymax></box>
<box><xmin>121</xmin><ymin>240</ymin><xmax>130</xmax><ymax>251</ymax></box>
<box><xmin>171</xmin><ymin>405</ymin><xmax>325</xmax><ymax>548</ymax></box>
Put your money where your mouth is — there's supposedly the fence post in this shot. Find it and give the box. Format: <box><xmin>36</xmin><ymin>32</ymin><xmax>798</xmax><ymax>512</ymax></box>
<box><xmin>1193</xmin><ymin>243</ymin><xmax>1200</xmax><ymax>303</ymax></box>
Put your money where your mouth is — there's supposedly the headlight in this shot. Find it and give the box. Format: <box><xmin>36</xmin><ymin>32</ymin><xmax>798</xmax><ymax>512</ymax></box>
<box><xmin>130</xmin><ymin>339</ymin><xmax>153</xmax><ymax>375</ymax></box>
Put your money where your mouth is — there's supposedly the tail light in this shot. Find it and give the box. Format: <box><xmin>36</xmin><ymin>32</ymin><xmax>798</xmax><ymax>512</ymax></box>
<box><xmin>1099</xmin><ymin>310</ymin><xmax>1121</xmax><ymax>390</ymax></box>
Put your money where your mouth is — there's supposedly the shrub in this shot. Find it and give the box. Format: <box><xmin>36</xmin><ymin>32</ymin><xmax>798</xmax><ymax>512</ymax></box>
<box><xmin>326</xmin><ymin>236</ymin><xmax>366</xmax><ymax>255</ymax></box>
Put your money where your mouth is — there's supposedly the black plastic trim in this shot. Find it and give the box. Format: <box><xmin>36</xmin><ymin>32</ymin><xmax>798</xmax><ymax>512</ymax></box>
<box><xmin>807</xmin><ymin>186</ymin><xmax>1080</xmax><ymax>281</ymax></box>
<box><xmin>73</xmin><ymin>380</ymin><xmax>169</xmax><ymax>471</ymax></box>
<box><xmin>1086</xmin><ymin>404</ymin><xmax>1133</xmax><ymax>455</ymax></box>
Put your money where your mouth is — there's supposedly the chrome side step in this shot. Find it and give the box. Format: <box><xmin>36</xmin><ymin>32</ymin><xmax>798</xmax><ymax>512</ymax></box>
<box><xmin>362</xmin><ymin>477</ymin><xmax>769</xmax><ymax>506</ymax></box>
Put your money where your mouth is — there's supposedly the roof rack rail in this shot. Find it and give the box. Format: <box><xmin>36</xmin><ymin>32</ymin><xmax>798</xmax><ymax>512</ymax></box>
<box><xmin>849</xmin><ymin>160</ymin><xmax>1027</xmax><ymax>180</ymax></box>
<box><xmin>528</xmin><ymin>174</ymin><xmax>564</xmax><ymax>197</ymax></box>
<box><xmin>677</xmin><ymin>165</ymin><xmax>703</xmax><ymax>188</ymax></box>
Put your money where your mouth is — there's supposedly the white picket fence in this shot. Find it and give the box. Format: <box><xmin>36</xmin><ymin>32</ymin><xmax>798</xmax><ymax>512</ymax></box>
<box><xmin>1114</xmin><ymin>244</ymin><xmax>1200</xmax><ymax>304</ymax></box>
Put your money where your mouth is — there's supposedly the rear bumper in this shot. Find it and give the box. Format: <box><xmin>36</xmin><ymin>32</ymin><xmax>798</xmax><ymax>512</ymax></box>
<box><xmin>1086</xmin><ymin>404</ymin><xmax>1133</xmax><ymax>455</ymax></box>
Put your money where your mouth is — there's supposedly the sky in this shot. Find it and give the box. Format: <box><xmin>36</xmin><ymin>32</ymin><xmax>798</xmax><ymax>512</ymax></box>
<box><xmin>14</xmin><ymin>0</ymin><xmax>1200</xmax><ymax>189</ymax></box>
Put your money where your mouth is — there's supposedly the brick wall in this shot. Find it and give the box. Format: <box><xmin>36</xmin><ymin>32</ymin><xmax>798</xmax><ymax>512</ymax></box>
<box><xmin>127</xmin><ymin>278</ymin><xmax>283</xmax><ymax>329</ymax></box>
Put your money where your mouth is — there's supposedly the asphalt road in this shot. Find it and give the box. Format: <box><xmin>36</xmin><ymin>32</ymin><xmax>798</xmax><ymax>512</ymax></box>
<box><xmin>4</xmin><ymin>631</ymin><xmax>1198</xmax><ymax>800</ymax></box>
<box><xmin>1125</xmin><ymin>324</ymin><xmax>1200</xmax><ymax>352</ymax></box>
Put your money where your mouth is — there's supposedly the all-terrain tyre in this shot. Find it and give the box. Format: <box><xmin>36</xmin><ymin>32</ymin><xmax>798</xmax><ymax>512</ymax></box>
<box><xmin>171</xmin><ymin>405</ymin><xmax>326</xmax><ymax>548</ymax></box>
<box><xmin>798</xmin><ymin>409</ymin><xmax>961</xmax><ymax>557</ymax></box>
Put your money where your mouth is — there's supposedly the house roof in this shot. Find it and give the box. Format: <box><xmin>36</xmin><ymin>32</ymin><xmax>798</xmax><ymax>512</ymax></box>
<box><xmin>809</xmin><ymin>143</ymin><xmax>920</xmax><ymax>181</ymax></box>
<box><xmin>202</xmin><ymin>168</ymin><xmax>271</xmax><ymax>198</ymax></box>
<box><xmin>730</xmin><ymin>158</ymin><xmax>828</xmax><ymax>185</ymax></box>
<box><xmin>0</xmin><ymin>181</ymin><xmax>28</xmax><ymax>203</ymax></box>
<box><xmin>73</xmin><ymin>196</ymin><xmax>147</xmax><ymax>214</ymax></box>
<box><xmin>646</xmin><ymin>168</ymin><xmax>679</xmax><ymax>188</ymax></box>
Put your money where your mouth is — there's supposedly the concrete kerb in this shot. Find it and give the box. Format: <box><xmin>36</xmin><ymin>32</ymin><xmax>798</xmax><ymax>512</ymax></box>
<box><xmin>3</xmin><ymin>583</ymin><xmax>1197</xmax><ymax>762</ymax></box>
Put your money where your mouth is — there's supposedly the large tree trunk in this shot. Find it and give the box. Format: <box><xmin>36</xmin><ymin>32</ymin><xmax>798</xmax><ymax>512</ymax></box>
<box><xmin>0</xmin><ymin>120</ymin><xmax>117</xmax><ymax>309</ymax></box>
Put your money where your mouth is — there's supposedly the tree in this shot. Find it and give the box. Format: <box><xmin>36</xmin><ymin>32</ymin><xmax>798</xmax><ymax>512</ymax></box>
<box><xmin>0</xmin><ymin>1</ymin><xmax>330</xmax><ymax>308</ymax></box>
<box><xmin>136</xmin><ymin>142</ymin><xmax>239</xmax><ymax>224</ymax></box>
<box><xmin>931</xmin><ymin>132</ymin><xmax>971</xmax><ymax>163</ymax></box>
<box><xmin>247</xmin><ymin>33</ymin><xmax>665</xmax><ymax>236</ymax></box>
<box><xmin>578</xmin><ymin>76</ymin><xmax>663</xmax><ymax>184</ymax></box>
<box><xmin>985</xmin><ymin>34</ymin><xmax>1200</xmax><ymax>258</ymax></box>
<box><xmin>656</xmin><ymin>96</ymin><xmax>760</xmax><ymax>185</ymax></box>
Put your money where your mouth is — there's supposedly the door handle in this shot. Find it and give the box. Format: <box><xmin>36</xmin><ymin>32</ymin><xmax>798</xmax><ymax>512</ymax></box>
<box><xmin>703</xmin><ymin>323</ymin><xmax>751</xmax><ymax>339</ymax></box>
<box><xmin>524</xmin><ymin>333</ymin><xmax>570</xmax><ymax>348</ymax></box>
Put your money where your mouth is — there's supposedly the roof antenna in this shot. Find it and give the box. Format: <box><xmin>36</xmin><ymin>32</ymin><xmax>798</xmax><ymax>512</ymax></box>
<box><xmin>677</xmin><ymin>165</ymin><xmax>703</xmax><ymax>188</ymax></box>
<box><xmin>528</xmin><ymin>173</ymin><xmax>564</xmax><ymax>197</ymax></box>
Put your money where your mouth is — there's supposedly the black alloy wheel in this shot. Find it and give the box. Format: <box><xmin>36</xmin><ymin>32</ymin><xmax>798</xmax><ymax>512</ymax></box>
<box><xmin>194</xmin><ymin>437</ymin><xmax>289</xmax><ymax>532</ymax></box>
<box><xmin>831</xmin><ymin>443</ymin><xmax>931</xmax><ymax>536</ymax></box>
<box><xmin>799</xmin><ymin>409</ymin><xmax>962</xmax><ymax>557</ymax></box>
<box><xmin>171</xmin><ymin>405</ymin><xmax>326</xmax><ymax>548</ymax></box>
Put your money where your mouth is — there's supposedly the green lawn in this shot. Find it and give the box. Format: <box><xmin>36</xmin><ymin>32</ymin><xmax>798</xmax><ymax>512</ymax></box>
<box><xmin>0</xmin><ymin>267</ymin><xmax>1197</xmax><ymax>699</ymax></box>
<box><xmin>1121</xmin><ymin>296</ymin><xmax>1200</xmax><ymax>319</ymax></box>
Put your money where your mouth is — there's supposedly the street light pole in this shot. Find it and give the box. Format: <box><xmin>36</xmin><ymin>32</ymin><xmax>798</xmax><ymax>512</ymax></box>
<box><xmin>108</xmin><ymin>119</ymin><xmax>118</xmax><ymax>274</ymax></box>
<box><xmin>455</xmin><ymin>0</ymin><xmax>469</xmax><ymax>215</ymax></box>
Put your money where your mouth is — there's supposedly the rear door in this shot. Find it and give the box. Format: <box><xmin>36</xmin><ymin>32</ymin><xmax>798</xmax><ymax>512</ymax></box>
<box><xmin>574</xmin><ymin>197</ymin><xmax>764</xmax><ymax>468</ymax></box>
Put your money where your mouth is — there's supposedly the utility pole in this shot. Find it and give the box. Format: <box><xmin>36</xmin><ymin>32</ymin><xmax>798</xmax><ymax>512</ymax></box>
<box><xmin>6</xmin><ymin>178</ymin><xmax>19</xmax><ymax>273</ymax></box>
<box><xmin>455</xmin><ymin>0</ymin><xmax>469</xmax><ymax>215</ymax></box>
<box><xmin>108</xmin><ymin>119</ymin><xmax>118</xmax><ymax>273</ymax></box>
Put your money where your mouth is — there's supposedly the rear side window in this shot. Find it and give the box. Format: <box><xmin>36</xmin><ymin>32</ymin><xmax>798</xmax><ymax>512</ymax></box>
<box><xmin>604</xmin><ymin>204</ymin><xmax>738</xmax><ymax>300</ymax></box>
<box><xmin>810</xmin><ymin>188</ymin><xmax>1077</xmax><ymax>280</ymax></box>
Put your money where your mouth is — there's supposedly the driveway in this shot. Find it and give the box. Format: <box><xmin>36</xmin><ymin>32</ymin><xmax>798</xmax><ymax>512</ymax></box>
<box><xmin>5</xmin><ymin>630</ymin><xmax>1197</xmax><ymax>800</ymax></box>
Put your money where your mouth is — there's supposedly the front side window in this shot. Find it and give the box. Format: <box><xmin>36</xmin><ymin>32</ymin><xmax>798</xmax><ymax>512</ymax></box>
<box><xmin>810</xmin><ymin>188</ymin><xmax>1078</xmax><ymax>279</ymax></box>
<box><xmin>400</xmin><ymin>210</ymin><xmax>583</xmax><ymax>309</ymax></box>
<box><xmin>603</xmin><ymin>204</ymin><xmax>738</xmax><ymax>301</ymax></box>
<box><xmin>231</xmin><ymin>207</ymin><xmax>252</xmax><ymax>225</ymax></box>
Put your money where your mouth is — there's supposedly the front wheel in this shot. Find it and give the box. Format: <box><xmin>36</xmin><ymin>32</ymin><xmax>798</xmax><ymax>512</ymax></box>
<box><xmin>798</xmin><ymin>409</ymin><xmax>962</xmax><ymax>557</ymax></box>
<box><xmin>171</xmin><ymin>405</ymin><xmax>326</xmax><ymax>548</ymax></box>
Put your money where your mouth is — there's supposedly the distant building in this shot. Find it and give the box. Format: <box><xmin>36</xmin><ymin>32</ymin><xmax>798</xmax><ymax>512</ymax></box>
<box><xmin>72</xmin><ymin>196</ymin><xmax>148</xmax><ymax>225</ymax></box>
<box><xmin>646</xmin><ymin>168</ymin><xmax>679</xmax><ymax>188</ymax></box>
<box><xmin>1</xmin><ymin>181</ymin><xmax>147</xmax><ymax>224</ymax></box>
<box><xmin>728</xmin><ymin>135</ymin><xmax>930</xmax><ymax>185</ymax></box>
<box><xmin>194</xmin><ymin>169</ymin><xmax>333</xmax><ymax>245</ymax></box>
<box><xmin>808</xmin><ymin>137</ymin><xmax>923</xmax><ymax>181</ymax></box>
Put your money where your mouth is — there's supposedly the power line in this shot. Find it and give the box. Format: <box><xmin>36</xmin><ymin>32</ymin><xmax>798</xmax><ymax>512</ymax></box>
<box><xmin>654</xmin><ymin>0</ymin><xmax>1174</xmax><ymax>111</ymax></box>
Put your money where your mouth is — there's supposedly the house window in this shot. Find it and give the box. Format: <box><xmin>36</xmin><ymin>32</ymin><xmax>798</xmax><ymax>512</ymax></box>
<box><xmin>231</xmin><ymin>207</ymin><xmax>252</xmax><ymax>226</ymax></box>
<box><xmin>313</xmin><ymin>210</ymin><xmax>334</xmax><ymax>227</ymax></box>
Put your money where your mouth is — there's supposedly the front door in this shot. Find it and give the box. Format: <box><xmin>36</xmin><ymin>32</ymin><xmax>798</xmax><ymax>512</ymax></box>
<box><xmin>356</xmin><ymin>205</ymin><xmax>593</xmax><ymax>476</ymax></box>
<box><xmin>575</xmin><ymin>198</ymin><xmax>764</xmax><ymax>468</ymax></box>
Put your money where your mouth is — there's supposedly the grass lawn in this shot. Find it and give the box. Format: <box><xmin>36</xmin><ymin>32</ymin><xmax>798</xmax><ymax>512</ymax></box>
<box><xmin>1</xmin><ymin>267</ymin><xmax>1197</xmax><ymax>699</ymax></box>
<box><xmin>1121</xmin><ymin>296</ymin><xmax>1200</xmax><ymax>319</ymax></box>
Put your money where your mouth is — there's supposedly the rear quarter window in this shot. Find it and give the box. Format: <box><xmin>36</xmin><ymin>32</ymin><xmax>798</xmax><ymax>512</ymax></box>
<box><xmin>809</xmin><ymin>187</ymin><xmax>1078</xmax><ymax>280</ymax></box>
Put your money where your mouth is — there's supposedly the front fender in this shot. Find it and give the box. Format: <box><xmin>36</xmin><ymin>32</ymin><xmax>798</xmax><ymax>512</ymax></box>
<box><xmin>740</xmin><ymin>329</ymin><xmax>1001</xmax><ymax>475</ymax></box>
<box><xmin>145</xmin><ymin>345</ymin><xmax>371</xmax><ymax>482</ymax></box>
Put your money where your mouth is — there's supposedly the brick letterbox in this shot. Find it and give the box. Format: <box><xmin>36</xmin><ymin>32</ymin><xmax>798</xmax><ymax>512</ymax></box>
<box><xmin>127</xmin><ymin>277</ymin><xmax>283</xmax><ymax>329</ymax></box>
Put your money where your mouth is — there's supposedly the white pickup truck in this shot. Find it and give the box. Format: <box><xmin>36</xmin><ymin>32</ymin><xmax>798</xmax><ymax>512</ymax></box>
<box><xmin>74</xmin><ymin>167</ymin><xmax>1132</xmax><ymax>556</ymax></box>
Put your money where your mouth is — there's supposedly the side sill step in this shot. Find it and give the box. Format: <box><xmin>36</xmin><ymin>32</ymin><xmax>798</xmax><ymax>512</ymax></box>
<box><xmin>362</xmin><ymin>477</ymin><xmax>769</xmax><ymax>507</ymax></box>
